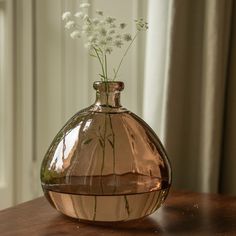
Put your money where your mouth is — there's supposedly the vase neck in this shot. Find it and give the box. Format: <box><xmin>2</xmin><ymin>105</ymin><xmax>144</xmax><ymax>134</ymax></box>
<box><xmin>93</xmin><ymin>81</ymin><xmax>124</xmax><ymax>108</ymax></box>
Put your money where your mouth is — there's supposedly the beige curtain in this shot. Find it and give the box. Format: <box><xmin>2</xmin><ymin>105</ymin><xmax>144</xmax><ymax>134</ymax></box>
<box><xmin>144</xmin><ymin>0</ymin><xmax>236</xmax><ymax>194</ymax></box>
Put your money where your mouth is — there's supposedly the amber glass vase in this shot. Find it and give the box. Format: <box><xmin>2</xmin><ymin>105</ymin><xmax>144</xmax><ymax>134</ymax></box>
<box><xmin>40</xmin><ymin>81</ymin><xmax>172</xmax><ymax>222</ymax></box>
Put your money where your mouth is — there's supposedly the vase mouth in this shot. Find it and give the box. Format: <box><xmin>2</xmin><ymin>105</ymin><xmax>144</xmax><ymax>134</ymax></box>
<box><xmin>93</xmin><ymin>81</ymin><xmax>124</xmax><ymax>92</ymax></box>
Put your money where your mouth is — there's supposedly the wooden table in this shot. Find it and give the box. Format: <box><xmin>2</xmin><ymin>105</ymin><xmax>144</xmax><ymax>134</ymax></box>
<box><xmin>0</xmin><ymin>190</ymin><xmax>236</xmax><ymax>235</ymax></box>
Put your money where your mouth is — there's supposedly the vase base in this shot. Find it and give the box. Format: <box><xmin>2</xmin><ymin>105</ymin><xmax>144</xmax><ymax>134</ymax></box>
<box><xmin>44</xmin><ymin>187</ymin><xmax>169</xmax><ymax>222</ymax></box>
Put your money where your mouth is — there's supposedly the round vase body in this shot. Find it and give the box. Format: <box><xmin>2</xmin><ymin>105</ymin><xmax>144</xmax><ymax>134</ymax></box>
<box><xmin>40</xmin><ymin>81</ymin><xmax>172</xmax><ymax>222</ymax></box>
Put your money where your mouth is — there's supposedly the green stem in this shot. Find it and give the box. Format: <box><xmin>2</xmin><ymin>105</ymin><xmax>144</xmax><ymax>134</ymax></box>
<box><xmin>105</xmin><ymin>80</ymin><xmax>109</xmax><ymax>105</ymax></box>
<box><xmin>104</xmin><ymin>54</ymin><xmax>108</xmax><ymax>81</ymax></box>
<box><xmin>93</xmin><ymin>47</ymin><xmax>105</xmax><ymax>81</ymax></box>
<box><xmin>101</xmin><ymin>114</ymin><xmax>107</xmax><ymax>176</ymax></box>
<box><xmin>113</xmin><ymin>32</ymin><xmax>139</xmax><ymax>80</ymax></box>
<box><xmin>109</xmin><ymin>114</ymin><xmax>116</xmax><ymax>173</ymax></box>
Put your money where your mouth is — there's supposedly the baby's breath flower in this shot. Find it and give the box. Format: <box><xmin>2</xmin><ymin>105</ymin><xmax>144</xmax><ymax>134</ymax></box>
<box><xmin>105</xmin><ymin>47</ymin><xmax>113</xmax><ymax>54</ymax></box>
<box><xmin>120</xmin><ymin>23</ymin><xmax>126</xmax><ymax>29</ymax></box>
<box><xmin>70</xmin><ymin>30</ymin><xmax>81</xmax><ymax>39</ymax></box>
<box><xmin>106</xmin><ymin>16</ymin><xmax>116</xmax><ymax>24</ymax></box>
<box><xmin>65</xmin><ymin>20</ymin><xmax>75</xmax><ymax>29</ymax></box>
<box><xmin>96</xmin><ymin>10</ymin><xmax>103</xmax><ymax>16</ymax></box>
<box><xmin>62</xmin><ymin>4</ymin><xmax>148</xmax><ymax>81</ymax></box>
<box><xmin>62</xmin><ymin>11</ymin><xmax>71</xmax><ymax>21</ymax></box>
<box><xmin>83</xmin><ymin>14</ymin><xmax>89</xmax><ymax>21</ymax></box>
<box><xmin>114</xmin><ymin>39</ymin><xmax>123</xmax><ymax>48</ymax></box>
<box><xmin>108</xmin><ymin>29</ymin><xmax>116</xmax><ymax>35</ymax></box>
<box><xmin>106</xmin><ymin>36</ymin><xmax>113</xmax><ymax>41</ymax></box>
<box><xmin>123</xmin><ymin>33</ymin><xmax>132</xmax><ymax>41</ymax></box>
<box><xmin>98</xmin><ymin>20</ymin><xmax>105</xmax><ymax>25</ymax></box>
<box><xmin>135</xmin><ymin>19</ymin><xmax>148</xmax><ymax>31</ymax></box>
<box><xmin>74</xmin><ymin>11</ymin><xmax>84</xmax><ymax>19</ymax></box>
<box><xmin>80</xmin><ymin>3</ymin><xmax>90</xmax><ymax>8</ymax></box>
<box><xmin>88</xmin><ymin>35</ymin><xmax>97</xmax><ymax>43</ymax></box>
<box><xmin>99</xmin><ymin>28</ymin><xmax>107</xmax><ymax>36</ymax></box>
<box><xmin>98</xmin><ymin>39</ymin><xmax>107</xmax><ymax>47</ymax></box>
<box><xmin>92</xmin><ymin>18</ymin><xmax>100</xmax><ymax>25</ymax></box>
<box><xmin>110</xmin><ymin>24</ymin><xmax>116</xmax><ymax>28</ymax></box>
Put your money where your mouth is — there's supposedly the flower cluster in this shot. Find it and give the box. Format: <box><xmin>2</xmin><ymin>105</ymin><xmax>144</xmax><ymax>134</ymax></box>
<box><xmin>62</xmin><ymin>2</ymin><xmax>148</xmax><ymax>81</ymax></box>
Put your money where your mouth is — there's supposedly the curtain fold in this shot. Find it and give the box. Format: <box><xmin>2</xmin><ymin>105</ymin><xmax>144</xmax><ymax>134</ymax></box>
<box><xmin>143</xmin><ymin>0</ymin><xmax>170</xmax><ymax>137</ymax></box>
<box><xmin>220</xmin><ymin>1</ymin><xmax>236</xmax><ymax>194</ymax></box>
<box><xmin>144</xmin><ymin>0</ymin><xmax>236</xmax><ymax>194</ymax></box>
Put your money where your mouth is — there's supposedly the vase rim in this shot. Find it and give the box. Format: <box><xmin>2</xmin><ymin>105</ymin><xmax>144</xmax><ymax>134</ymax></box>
<box><xmin>93</xmin><ymin>81</ymin><xmax>124</xmax><ymax>92</ymax></box>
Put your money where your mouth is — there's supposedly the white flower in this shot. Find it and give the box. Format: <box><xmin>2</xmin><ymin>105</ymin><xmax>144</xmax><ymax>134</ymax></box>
<box><xmin>98</xmin><ymin>20</ymin><xmax>105</xmax><ymax>25</ymax></box>
<box><xmin>110</xmin><ymin>24</ymin><xmax>116</xmax><ymax>28</ymax></box>
<box><xmin>62</xmin><ymin>11</ymin><xmax>71</xmax><ymax>21</ymax></box>
<box><xmin>65</xmin><ymin>20</ymin><xmax>75</xmax><ymax>29</ymax></box>
<box><xmin>74</xmin><ymin>11</ymin><xmax>84</xmax><ymax>19</ymax></box>
<box><xmin>108</xmin><ymin>29</ymin><xmax>116</xmax><ymax>35</ymax></box>
<box><xmin>92</xmin><ymin>18</ymin><xmax>100</xmax><ymax>25</ymax></box>
<box><xmin>114</xmin><ymin>39</ymin><xmax>123</xmax><ymax>48</ymax></box>
<box><xmin>106</xmin><ymin>16</ymin><xmax>116</xmax><ymax>24</ymax></box>
<box><xmin>105</xmin><ymin>47</ymin><xmax>113</xmax><ymax>54</ymax></box>
<box><xmin>120</xmin><ymin>23</ymin><xmax>126</xmax><ymax>29</ymax></box>
<box><xmin>96</xmin><ymin>10</ymin><xmax>103</xmax><ymax>16</ymax></box>
<box><xmin>83</xmin><ymin>14</ymin><xmax>89</xmax><ymax>21</ymax></box>
<box><xmin>123</xmin><ymin>33</ymin><xmax>132</xmax><ymax>41</ymax></box>
<box><xmin>98</xmin><ymin>39</ymin><xmax>107</xmax><ymax>47</ymax></box>
<box><xmin>61</xmin><ymin>3</ymin><xmax>148</xmax><ymax>81</ymax></box>
<box><xmin>88</xmin><ymin>35</ymin><xmax>97</xmax><ymax>43</ymax></box>
<box><xmin>106</xmin><ymin>36</ymin><xmax>113</xmax><ymax>41</ymax></box>
<box><xmin>99</xmin><ymin>28</ymin><xmax>107</xmax><ymax>36</ymax></box>
<box><xmin>135</xmin><ymin>19</ymin><xmax>148</xmax><ymax>31</ymax></box>
<box><xmin>70</xmin><ymin>30</ymin><xmax>81</xmax><ymax>39</ymax></box>
<box><xmin>80</xmin><ymin>3</ymin><xmax>90</xmax><ymax>8</ymax></box>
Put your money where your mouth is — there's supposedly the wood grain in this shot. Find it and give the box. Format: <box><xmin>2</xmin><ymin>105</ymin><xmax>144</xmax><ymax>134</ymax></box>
<box><xmin>0</xmin><ymin>190</ymin><xmax>236</xmax><ymax>235</ymax></box>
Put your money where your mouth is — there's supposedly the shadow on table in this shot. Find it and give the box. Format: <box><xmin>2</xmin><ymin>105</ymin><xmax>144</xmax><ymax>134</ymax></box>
<box><xmin>42</xmin><ymin>202</ymin><xmax>236</xmax><ymax>235</ymax></box>
<box><xmin>42</xmin><ymin>214</ymin><xmax>163</xmax><ymax>235</ymax></box>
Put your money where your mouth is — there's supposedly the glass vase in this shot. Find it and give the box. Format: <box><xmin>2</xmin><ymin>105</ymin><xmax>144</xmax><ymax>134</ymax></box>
<box><xmin>40</xmin><ymin>81</ymin><xmax>172</xmax><ymax>222</ymax></box>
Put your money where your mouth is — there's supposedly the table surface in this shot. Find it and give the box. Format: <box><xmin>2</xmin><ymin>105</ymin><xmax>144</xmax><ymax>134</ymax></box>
<box><xmin>0</xmin><ymin>190</ymin><xmax>236</xmax><ymax>236</ymax></box>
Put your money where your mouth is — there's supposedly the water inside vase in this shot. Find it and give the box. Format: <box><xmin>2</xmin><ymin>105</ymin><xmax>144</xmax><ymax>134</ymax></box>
<box><xmin>42</xmin><ymin>173</ymin><xmax>170</xmax><ymax>222</ymax></box>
